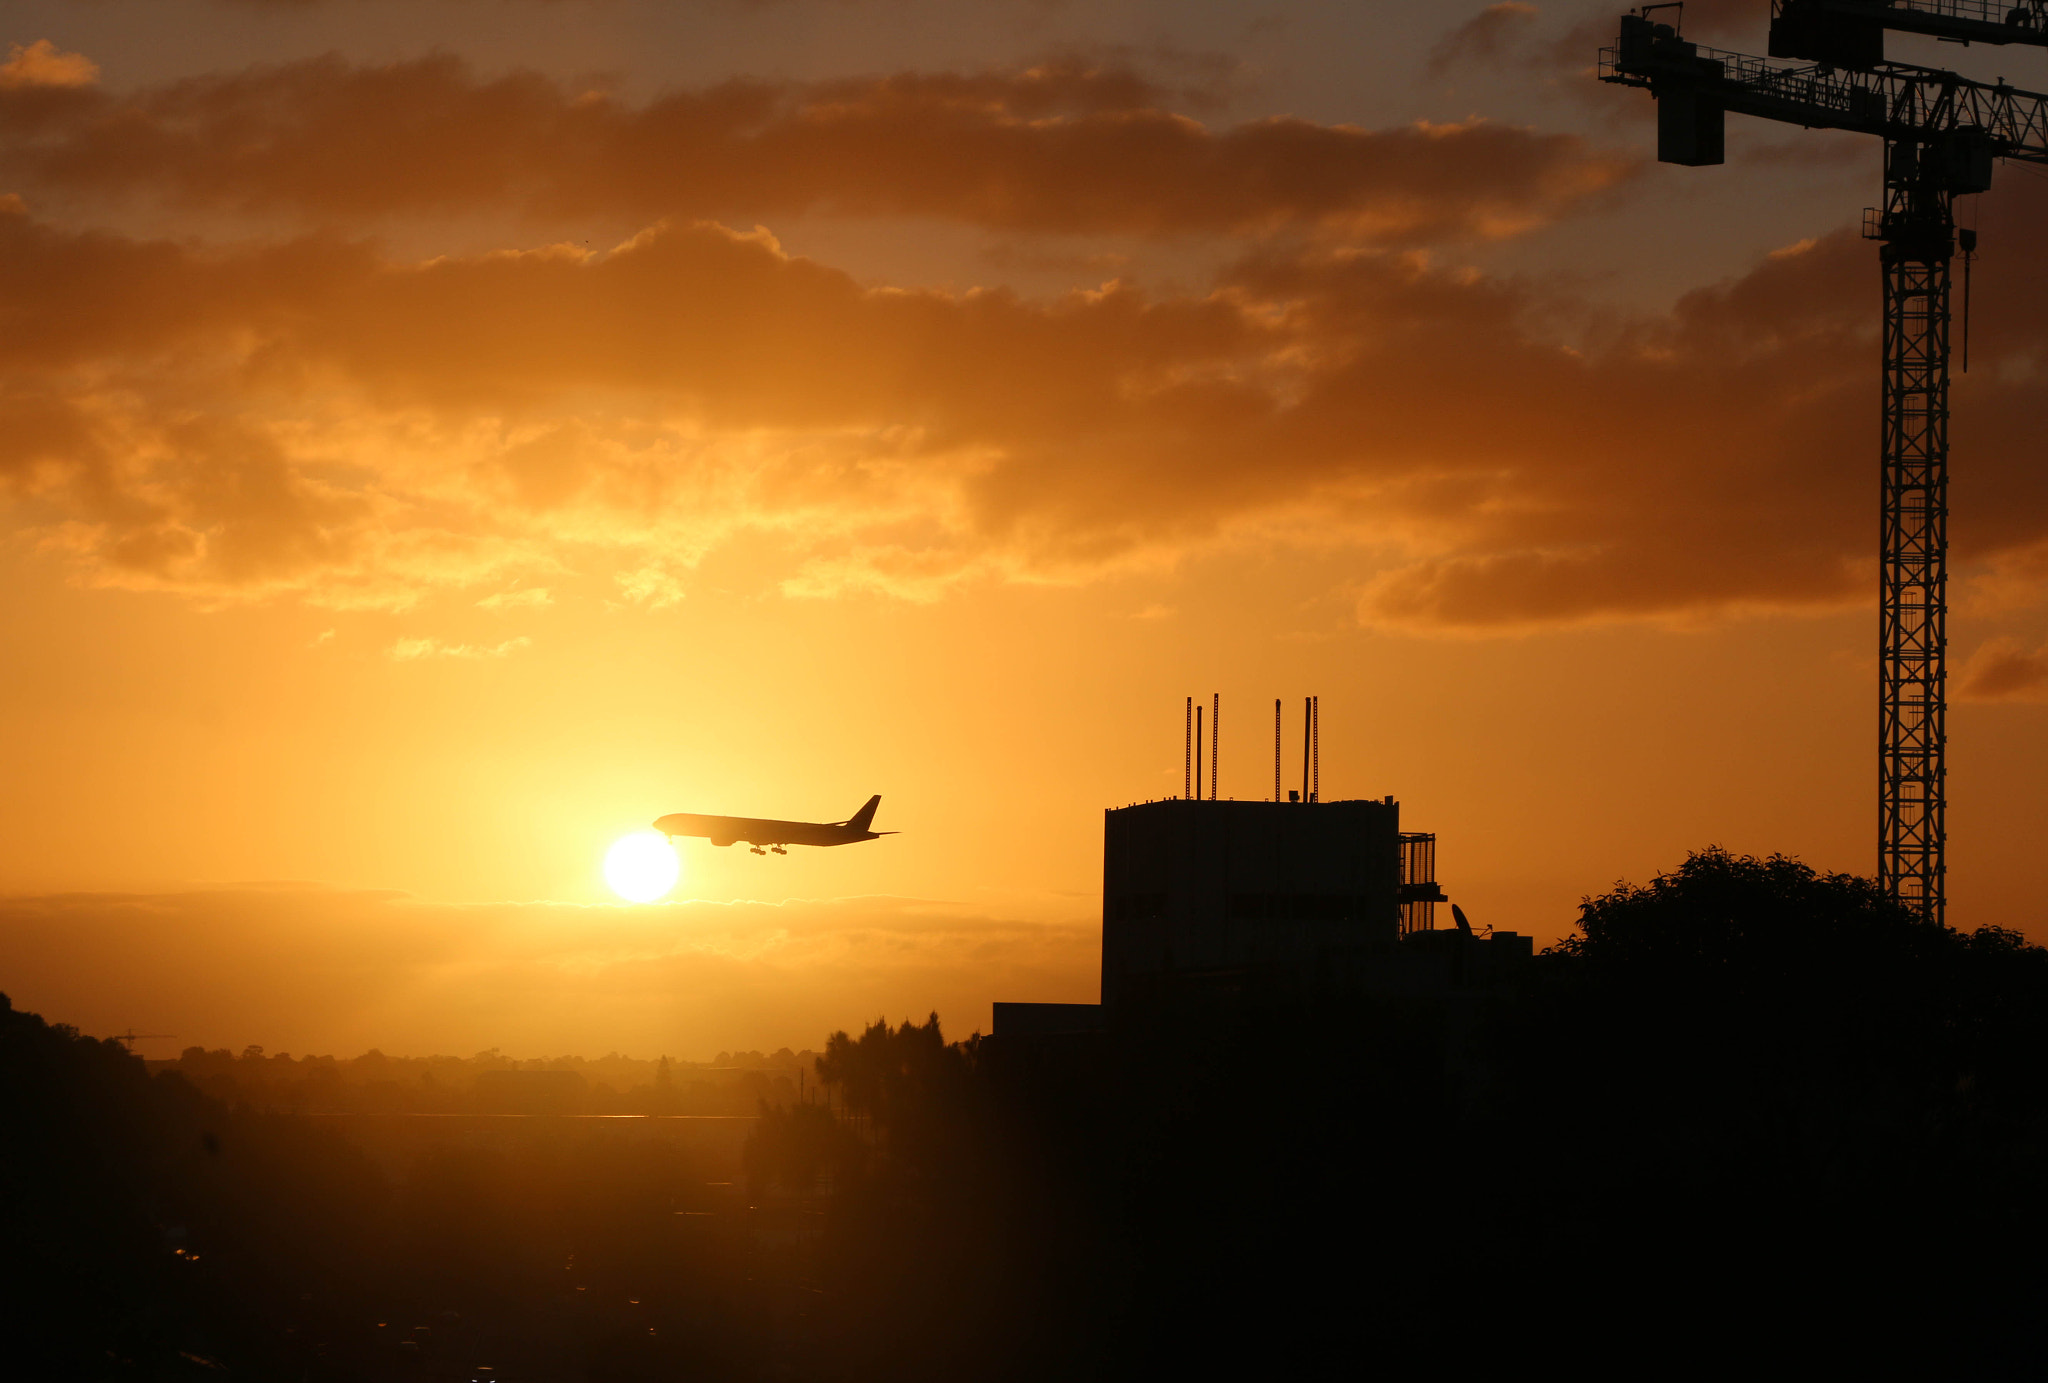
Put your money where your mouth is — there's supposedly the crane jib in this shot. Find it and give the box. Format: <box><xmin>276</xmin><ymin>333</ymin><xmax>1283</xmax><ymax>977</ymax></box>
<box><xmin>1606</xmin><ymin>17</ymin><xmax>2048</xmax><ymax>178</ymax></box>
<box><xmin>1770</xmin><ymin>0</ymin><xmax>2048</xmax><ymax>64</ymax></box>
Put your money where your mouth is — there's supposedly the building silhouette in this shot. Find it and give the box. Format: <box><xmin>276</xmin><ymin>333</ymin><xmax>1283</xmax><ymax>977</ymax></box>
<box><xmin>995</xmin><ymin>792</ymin><xmax>1530</xmax><ymax>1039</ymax></box>
<box><xmin>995</xmin><ymin>697</ymin><xmax>1533</xmax><ymax>1037</ymax></box>
<box><xmin>1101</xmin><ymin>795</ymin><xmax>1413</xmax><ymax>1009</ymax></box>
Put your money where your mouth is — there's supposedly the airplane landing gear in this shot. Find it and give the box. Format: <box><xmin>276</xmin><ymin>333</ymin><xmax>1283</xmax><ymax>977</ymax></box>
<box><xmin>771</xmin><ymin>846</ymin><xmax>787</xmax><ymax>855</ymax></box>
<box><xmin>749</xmin><ymin>846</ymin><xmax>766</xmax><ymax>855</ymax></box>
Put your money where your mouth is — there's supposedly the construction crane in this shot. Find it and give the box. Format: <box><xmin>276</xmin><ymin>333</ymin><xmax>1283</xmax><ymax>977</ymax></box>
<box><xmin>1771</xmin><ymin>1</ymin><xmax>2048</xmax><ymax>59</ymax></box>
<box><xmin>109</xmin><ymin>1030</ymin><xmax>177</xmax><ymax>1050</ymax></box>
<box><xmin>1602</xmin><ymin>2</ymin><xmax>2048</xmax><ymax>925</ymax></box>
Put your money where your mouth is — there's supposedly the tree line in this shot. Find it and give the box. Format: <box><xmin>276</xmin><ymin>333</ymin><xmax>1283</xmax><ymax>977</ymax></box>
<box><xmin>7</xmin><ymin>848</ymin><xmax>2048</xmax><ymax>1378</ymax></box>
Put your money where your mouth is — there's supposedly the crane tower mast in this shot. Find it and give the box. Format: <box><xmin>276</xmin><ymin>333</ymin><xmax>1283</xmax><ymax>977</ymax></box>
<box><xmin>1604</xmin><ymin>1</ymin><xmax>2048</xmax><ymax>924</ymax></box>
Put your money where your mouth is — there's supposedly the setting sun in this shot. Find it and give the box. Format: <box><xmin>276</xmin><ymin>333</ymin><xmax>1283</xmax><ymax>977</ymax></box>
<box><xmin>603</xmin><ymin>832</ymin><xmax>681</xmax><ymax>903</ymax></box>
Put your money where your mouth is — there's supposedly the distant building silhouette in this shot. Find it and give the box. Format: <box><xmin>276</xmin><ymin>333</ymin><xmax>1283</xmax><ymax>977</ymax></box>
<box><xmin>994</xmin><ymin>795</ymin><xmax>1531</xmax><ymax>1037</ymax></box>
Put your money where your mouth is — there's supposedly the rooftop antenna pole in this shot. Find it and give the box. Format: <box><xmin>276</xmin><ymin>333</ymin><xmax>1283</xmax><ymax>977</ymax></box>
<box><xmin>1273</xmin><ymin>698</ymin><xmax>1281</xmax><ymax>802</ymax></box>
<box><xmin>1312</xmin><ymin>695</ymin><xmax>1320</xmax><ymax>803</ymax></box>
<box><xmin>1210</xmin><ymin>693</ymin><xmax>1219</xmax><ymax>800</ymax></box>
<box><xmin>1184</xmin><ymin>696</ymin><xmax>1192</xmax><ymax>800</ymax></box>
<box><xmin>1301</xmin><ymin>696</ymin><xmax>1312</xmax><ymax>804</ymax></box>
<box><xmin>1195</xmin><ymin>703</ymin><xmax>1204</xmax><ymax>802</ymax></box>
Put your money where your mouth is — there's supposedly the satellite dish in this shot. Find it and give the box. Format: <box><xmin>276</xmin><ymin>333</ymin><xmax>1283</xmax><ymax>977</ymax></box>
<box><xmin>1451</xmin><ymin>904</ymin><xmax>1473</xmax><ymax>936</ymax></box>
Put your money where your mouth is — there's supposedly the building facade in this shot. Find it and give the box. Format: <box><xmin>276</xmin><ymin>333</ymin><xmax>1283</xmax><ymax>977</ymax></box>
<box><xmin>1100</xmin><ymin>797</ymin><xmax>1438</xmax><ymax>1011</ymax></box>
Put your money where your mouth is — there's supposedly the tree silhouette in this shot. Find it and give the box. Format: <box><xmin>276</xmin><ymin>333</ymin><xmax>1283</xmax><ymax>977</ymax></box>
<box><xmin>1557</xmin><ymin>845</ymin><xmax>1946</xmax><ymax>979</ymax></box>
<box><xmin>743</xmin><ymin>1100</ymin><xmax>863</xmax><ymax>1197</ymax></box>
<box><xmin>1487</xmin><ymin>848</ymin><xmax>2048</xmax><ymax>1374</ymax></box>
<box><xmin>813</xmin><ymin>1013</ymin><xmax>982</xmax><ymax>1175</ymax></box>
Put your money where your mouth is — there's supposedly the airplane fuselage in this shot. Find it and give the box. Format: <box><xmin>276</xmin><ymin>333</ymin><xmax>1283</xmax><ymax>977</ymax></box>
<box><xmin>653</xmin><ymin>795</ymin><xmax>892</xmax><ymax>849</ymax></box>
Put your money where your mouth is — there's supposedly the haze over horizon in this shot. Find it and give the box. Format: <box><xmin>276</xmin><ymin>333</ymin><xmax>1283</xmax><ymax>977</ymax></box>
<box><xmin>9</xmin><ymin>0</ymin><xmax>2048</xmax><ymax>1058</ymax></box>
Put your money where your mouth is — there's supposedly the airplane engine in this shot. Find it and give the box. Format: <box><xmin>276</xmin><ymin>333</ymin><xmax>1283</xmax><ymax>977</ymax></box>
<box><xmin>712</xmin><ymin>837</ymin><xmax>737</xmax><ymax>848</ymax></box>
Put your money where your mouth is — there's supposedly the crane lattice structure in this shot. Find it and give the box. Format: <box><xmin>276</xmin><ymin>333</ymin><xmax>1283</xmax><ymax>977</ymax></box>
<box><xmin>1603</xmin><ymin>1</ymin><xmax>2048</xmax><ymax>925</ymax></box>
<box><xmin>109</xmin><ymin>1030</ymin><xmax>177</xmax><ymax>1049</ymax></box>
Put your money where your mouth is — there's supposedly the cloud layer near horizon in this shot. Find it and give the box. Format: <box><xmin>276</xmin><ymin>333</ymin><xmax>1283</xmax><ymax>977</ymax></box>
<box><xmin>0</xmin><ymin>886</ymin><xmax>1096</xmax><ymax>1056</ymax></box>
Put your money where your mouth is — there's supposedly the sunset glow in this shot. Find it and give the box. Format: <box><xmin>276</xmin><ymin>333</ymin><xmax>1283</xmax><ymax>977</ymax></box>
<box><xmin>9</xmin><ymin>4</ymin><xmax>2048</xmax><ymax>1371</ymax></box>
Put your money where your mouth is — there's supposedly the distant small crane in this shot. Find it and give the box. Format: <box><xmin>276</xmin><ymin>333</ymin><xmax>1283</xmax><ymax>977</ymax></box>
<box><xmin>1603</xmin><ymin>1</ymin><xmax>2048</xmax><ymax>925</ymax></box>
<box><xmin>109</xmin><ymin>1030</ymin><xmax>178</xmax><ymax>1050</ymax></box>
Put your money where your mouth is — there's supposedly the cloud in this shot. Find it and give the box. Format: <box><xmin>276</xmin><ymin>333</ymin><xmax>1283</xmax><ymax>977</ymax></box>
<box><xmin>477</xmin><ymin>587</ymin><xmax>552</xmax><ymax>611</ymax></box>
<box><xmin>9</xmin><ymin>159</ymin><xmax>2048</xmax><ymax>631</ymax></box>
<box><xmin>616</xmin><ymin>566</ymin><xmax>687</xmax><ymax>609</ymax></box>
<box><xmin>0</xmin><ymin>886</ymin><xmax>1099</xmax><ymax>1056</ymax></box>
<box><xmin>389</xmin><ymin>636</ymin><xmax>532</xmax><ymax>660</ymax></box>
<box><xmin>0</xmin><ymin>54</ymin><xmax>1636</xmax><ymax>243</ymax></box>
<box><xmin>0</xmin><ymin>40</ymin><xmax>98</xmax><ymax>90</ymax></box>
<box><xmin>1430</xmin><ymin>3</ymin><xmax>1542</xmax><ymax>74</ymax></box>
<box><xmin>1960</xmin><ymin>638</ymin><xmax>2048</xmax><ymax>701</ymax></box>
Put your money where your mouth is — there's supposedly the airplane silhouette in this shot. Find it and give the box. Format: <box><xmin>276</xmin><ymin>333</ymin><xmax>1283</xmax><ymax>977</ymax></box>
<box><xmin>653</xmin><ymin>795</ymin><xmax>895</xmax><ymax>855</ymax></box>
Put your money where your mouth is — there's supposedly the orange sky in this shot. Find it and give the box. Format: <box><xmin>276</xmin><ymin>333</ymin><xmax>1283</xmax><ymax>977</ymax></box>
<box><xmin>6</xmin><ymin>0</ymin><xmax>2048</xmax><ymax>1058</ymax></box>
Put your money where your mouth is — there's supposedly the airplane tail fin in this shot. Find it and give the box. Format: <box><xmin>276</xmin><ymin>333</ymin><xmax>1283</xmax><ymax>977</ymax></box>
<box><xmin>845</xmin><ymin>794</ymin><xmax>882</xmax><ymax>832</ymax></box>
